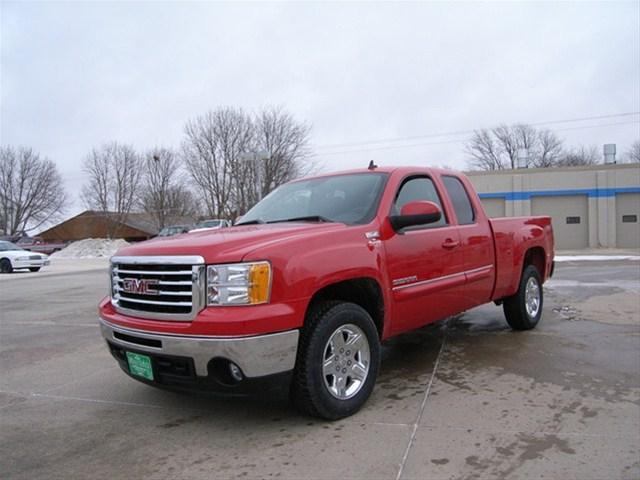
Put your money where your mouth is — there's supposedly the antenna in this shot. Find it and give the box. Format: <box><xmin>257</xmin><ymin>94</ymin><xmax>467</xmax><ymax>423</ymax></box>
<box><xmin>368</xmin><ymin>160</ymin><xmax>378</xmax><ymax>170</ymax></box>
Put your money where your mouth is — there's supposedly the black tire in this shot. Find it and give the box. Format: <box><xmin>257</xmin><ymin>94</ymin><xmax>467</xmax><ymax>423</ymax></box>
<box><xmin>0</xmin><ymin>258</ymin><xmax>13</xmax><ymax>274</ymax></box>
<box><xmin>290</xmin><ymin>301</ymin><xmax>380</xmax><ymax>420</ymax></box>
<box><xmin>29</xmin><ymin>267</ymin><xmax>41</xmax><ymax>272</ymax></box>
<box><xmin>503</xmin><ymin>264</ymin><xmax>543</xmax><ymax>330</ymax></box>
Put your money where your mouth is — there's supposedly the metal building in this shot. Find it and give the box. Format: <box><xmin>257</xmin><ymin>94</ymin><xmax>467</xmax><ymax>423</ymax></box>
<box><xmin>466</xmin><ymin>163</ymin><xmax>640</xmax><ymax>250</ymax></box>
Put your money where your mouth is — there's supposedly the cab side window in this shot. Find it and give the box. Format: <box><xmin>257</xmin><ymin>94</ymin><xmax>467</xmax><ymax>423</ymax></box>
<box><xmin>393</xmin><ymin>177</ymin><xmax>447</xmax><ymax>228</ymax></box>
<box><xmin>442</xmin><ymin>175</ymin><xmax>475</xmax><ymax>225</ymax></box>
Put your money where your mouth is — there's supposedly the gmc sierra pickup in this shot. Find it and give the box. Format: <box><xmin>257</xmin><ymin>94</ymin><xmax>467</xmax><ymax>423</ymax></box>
<box><xmin>99</xmin><ymin>166</ymin><xmax>554</xmax><ymax>419</ymax></box>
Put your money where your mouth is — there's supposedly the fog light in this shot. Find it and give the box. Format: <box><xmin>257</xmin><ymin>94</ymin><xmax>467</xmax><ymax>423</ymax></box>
<box><xmin>229</xmin><ymin>362</ymin><xmax>244</xmax><ymax>382</ymax></box>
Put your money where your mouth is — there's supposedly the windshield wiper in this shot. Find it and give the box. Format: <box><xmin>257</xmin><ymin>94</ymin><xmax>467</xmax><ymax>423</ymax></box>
<box><xmin>268</xmin><ymin>215</ymin><xmax>333</xmax><ymax>224</ymax></box>
<box><xmin>234</xmin><ymin>219</ymin><xmax>265</xmax><ymax>226</ymax></box>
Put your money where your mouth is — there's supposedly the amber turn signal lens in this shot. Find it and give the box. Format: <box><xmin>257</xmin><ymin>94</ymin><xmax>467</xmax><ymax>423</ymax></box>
<box><xmin>248</xmin><ymin>262</ymin><xmax>271</xmax><ymax>304</ymax></box>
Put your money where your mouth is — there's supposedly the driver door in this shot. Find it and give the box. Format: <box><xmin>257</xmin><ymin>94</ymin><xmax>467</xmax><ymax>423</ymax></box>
<box><xmin>383</xmin><ymin>175</ymin><xmax>465</xmax><ymax>334</ymax></box>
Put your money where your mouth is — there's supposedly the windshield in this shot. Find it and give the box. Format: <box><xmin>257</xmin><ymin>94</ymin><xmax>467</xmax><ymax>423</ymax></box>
<box><xmin>197</xmin><ymin>220</ymin><xmax>223</xmax><ymax>228</ymax></box>
<box><xmin>237</xmin><ymin>172</ymin><xmax>388</xmax><ymax>226</ymax></box>
<box><xmin>158</xmin><ymin>227</ymin><xmax>185</xmax><ymax>236</ymax></box>
<box><xmin>0</xmin><ymin>241</ymin><xmax>23</xmax><ymax>252</ymax></box>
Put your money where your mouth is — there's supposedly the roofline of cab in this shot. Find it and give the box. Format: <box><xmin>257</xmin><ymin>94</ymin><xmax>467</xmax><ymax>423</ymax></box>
<box><xmin>288</xmin><ymin>166</ymin><xmax>462</xmax><ymax>183</ymax></box>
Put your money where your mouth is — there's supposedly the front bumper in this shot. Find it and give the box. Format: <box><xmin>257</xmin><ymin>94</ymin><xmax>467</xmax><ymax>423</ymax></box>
<box><xmin>13</xmin><ymin>258</ymin><xmax>49</xmax><ymax>269</ymax></box>
<box><xmin>99</xmin><ymin>317</ymin><xmax>299</xmax><ymax>379</ymax></box>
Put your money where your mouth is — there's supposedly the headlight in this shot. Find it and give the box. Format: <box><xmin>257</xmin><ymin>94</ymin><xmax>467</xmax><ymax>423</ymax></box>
<box><xmin>207</xmin><ymin>261</ymin><xmax>271</xmax><ymax>306</ymax></box>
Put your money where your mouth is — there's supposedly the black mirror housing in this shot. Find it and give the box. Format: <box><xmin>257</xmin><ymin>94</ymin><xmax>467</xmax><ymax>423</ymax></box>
<box><xmin>389</xmin><ymin>211</ymin><xmax>441</xmax><ymax>231</ymax></box>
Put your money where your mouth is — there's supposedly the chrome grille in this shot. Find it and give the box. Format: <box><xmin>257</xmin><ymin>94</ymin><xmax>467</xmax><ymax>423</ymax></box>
<box><xmin>110</xmin><ymin>255</ymin><xmax>205</xmax><ymax>321</ymax></box>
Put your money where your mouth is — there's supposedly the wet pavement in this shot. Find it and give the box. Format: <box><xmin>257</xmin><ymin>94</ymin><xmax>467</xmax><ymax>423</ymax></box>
<box><xmin>1</xmin><ymin>260</ymin><xmax>639</xmax><ymax>479</ymax></box>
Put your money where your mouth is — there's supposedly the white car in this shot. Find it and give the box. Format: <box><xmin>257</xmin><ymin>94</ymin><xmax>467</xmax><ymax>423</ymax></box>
<box><xmin>0</xmin><ymin>240</ymin><xmax>50</xmax><ymax>273</ymax></box>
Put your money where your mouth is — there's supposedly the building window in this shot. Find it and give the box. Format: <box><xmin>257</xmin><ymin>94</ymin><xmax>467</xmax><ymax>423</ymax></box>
<box><xmin>622</xmin><ymin>215</ymin><xmax>638</xmax><ymax>223</ymax></box>
<box><xmin>566</xmin><ymin>216</ymin><xmax>581</xmax><ymax>224</ymax></box>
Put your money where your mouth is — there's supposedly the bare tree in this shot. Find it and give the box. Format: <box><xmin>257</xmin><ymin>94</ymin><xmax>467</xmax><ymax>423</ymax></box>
<box><xmin>466</xmin><ymin>124</ymin><xmax>565</xmax><ymax>170</ymax></box>
<box><xmin>234</xmin><ymin>106</ymin><xmax>313</xmax><ymax>214</ymax></box>
<box><xmin>182</xmin><ymin>106</ymin><xmax>314</xmax><ymax>219</ymax></box>
<box><xmin>557</xmin><ymin>145</ymin><xmax>599</xmax><ymax>167</ymax></box>
<box><xmin>492</xmin><ymin>125</ymin><xmax>520</xmax><ymax>169</ymax></box>
<box><xmin>623</xmin><ymin>140</ymin><xmax>640</xmax><ymax>163</ymax></box>
<box><xmin>536</xmin><ymin>129</ymin><xmax>564</xmax><ymax>167</ymax></box>
<box><xmin>139</xmin><ymin>148</ymin><xmax>198</xmax><ymax>228</ymax></box>
<box><xmin>182</xmin><ymin>108</ymin><xmax>254</xmax><ymax>219</ymax></box>
<box><xmin>0</xmin><ymin>146</ymin><xmax>67</xmax><ymax>235</ymax></box>
<box><xmin>81</xmin><ymin>142</ymin><xmax>142</xmax><ymax>237</ymax></box>
<box><xmin>465</xmin><ymin>129</ymin><xmax>504</xmax><ymax>170</ymax></box>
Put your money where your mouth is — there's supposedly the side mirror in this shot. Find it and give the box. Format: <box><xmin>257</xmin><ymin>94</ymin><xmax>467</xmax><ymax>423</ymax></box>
<box><xmin>389</xmin><ymin>200</ymin><xmax>442</xmax><ymax>231</ymax></box>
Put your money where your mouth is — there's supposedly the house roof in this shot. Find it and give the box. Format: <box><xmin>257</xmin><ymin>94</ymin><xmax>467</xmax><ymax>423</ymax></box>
<box><xmin>38</xmin><ymin>210</ymin><xmax>197</xmax><ymax>237</ymax></box>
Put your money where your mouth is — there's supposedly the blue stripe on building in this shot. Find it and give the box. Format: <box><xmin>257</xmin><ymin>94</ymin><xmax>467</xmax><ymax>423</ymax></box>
<box><xmin>478</xmin><ymin>187</ymin><xmax>640</xmax><ymax>201</ymax></box>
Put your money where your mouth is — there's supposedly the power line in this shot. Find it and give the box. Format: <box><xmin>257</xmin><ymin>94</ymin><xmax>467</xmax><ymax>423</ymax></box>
<box><xmin>312</xmin><ymin>111</ymin><xmax>640</xmax><ymax>151</ymax></box>
<box><xmin>554</xmin><ymin>120</ymin><xmax>640</xmax><ymax>133</ymax></box>
<box><xmin>310</xmin><ymin>119</ymin><xmax>640</xmax><ymax>157</ymax></box>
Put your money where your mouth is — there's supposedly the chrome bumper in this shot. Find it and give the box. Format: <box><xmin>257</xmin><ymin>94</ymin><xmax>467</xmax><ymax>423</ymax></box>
<box><xmin>99</xmin><ymin>318</ymin><xmax>299</xmax><ymax>378</ymax></box>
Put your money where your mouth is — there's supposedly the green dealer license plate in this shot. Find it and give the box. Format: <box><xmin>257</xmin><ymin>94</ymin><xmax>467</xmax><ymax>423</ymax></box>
<box><xmin>126</xmin><ymin>352</ymin><xmax>154</xmax><ymax>381</ymax></box>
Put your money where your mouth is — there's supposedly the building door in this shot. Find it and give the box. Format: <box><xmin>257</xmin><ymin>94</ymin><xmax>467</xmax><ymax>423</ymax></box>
<box><xmin>480</xmin><ymin>198</ymin><xmax>506</xmax><ymax>218</ymax></box>
<box><xmin>531</xmin><ymin>195</ymin><xmax>589</xmax><ymax>249</ymax></box>
<box><xmin>616</xmin><ymin>193</ymin><xmax>640</xmax><ymax>248</ymax></box>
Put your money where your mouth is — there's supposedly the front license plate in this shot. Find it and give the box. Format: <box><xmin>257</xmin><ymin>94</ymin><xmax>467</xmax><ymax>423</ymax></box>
<box><xmin>126</xmin><ymin>352</ymin><xmax>154</xmax><ymax>381</ymax></box>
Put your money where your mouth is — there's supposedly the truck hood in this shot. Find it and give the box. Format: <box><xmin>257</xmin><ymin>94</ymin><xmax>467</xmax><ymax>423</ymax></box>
<box><xmin>113</xmin><ymin>223</ymin><xmax>347</xmax><ymax>264</ymax></box>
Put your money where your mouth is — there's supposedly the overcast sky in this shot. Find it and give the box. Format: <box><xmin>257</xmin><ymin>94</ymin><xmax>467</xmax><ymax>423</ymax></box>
<box><xmin>2</xmin><ymin>1</ymin><xmax>639</xmax><ymax>215</ymax></box>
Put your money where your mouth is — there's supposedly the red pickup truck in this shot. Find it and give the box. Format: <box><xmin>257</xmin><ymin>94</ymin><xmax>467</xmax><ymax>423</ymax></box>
<box><xmin>99</xmin><ymin>166</ymin><xmax>554</xmax><ymax>419</ymax></box>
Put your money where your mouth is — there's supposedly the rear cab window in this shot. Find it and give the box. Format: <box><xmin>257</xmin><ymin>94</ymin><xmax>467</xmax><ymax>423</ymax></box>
<box><xmin>442</xmin><ymin>175</ymin><xmax>475</xmax><ymax>225</ymax></box>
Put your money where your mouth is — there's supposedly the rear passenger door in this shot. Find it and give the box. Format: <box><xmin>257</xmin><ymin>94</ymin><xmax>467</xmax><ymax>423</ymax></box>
<box><xmin>383</xmin><ymin>175</ymin><xmax>465</xmax><ymax>334</ymax></box>
<box><xmin>441</xmin><ymin>175</ymin><xmax>496</xmax><ymax>309</ymax></box>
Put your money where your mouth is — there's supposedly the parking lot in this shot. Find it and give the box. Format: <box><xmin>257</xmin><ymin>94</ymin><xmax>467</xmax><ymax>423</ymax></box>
<box><xmin>1</xmin><ymin>258</ymin><xmax>639</xmax><ymax>479</ymax></box>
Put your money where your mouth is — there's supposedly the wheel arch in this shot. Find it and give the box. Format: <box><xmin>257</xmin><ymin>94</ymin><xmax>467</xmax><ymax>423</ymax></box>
<box><xmin>0</xmin><ymin>257</ymin><xmax>13</xmax><ymax>272</ymax></box>
<box><xmin>305</xmin><ymin>277</ymin><xmax>385</xmax><ymax>338</ymax></box>
<box><xmin>522</xmin><ymin>246</ymin><xmax>546</xmax><ymax>279</ymax></box>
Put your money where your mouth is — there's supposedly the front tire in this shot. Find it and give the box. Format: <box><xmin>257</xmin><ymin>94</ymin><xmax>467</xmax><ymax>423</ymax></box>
<box><xmin>290</xmin><ymin>301</ymin><xmax>380</xmax><ymax>420</ymax></box>
<box><xmin>29</xmin><ymin>267</ymin><xmax>41</xmax><ymax>272</ymax></box>
<box><xmin>0</xmin><ymin>258</ymin><xmax>13</xmax><ymax>274</ymax></box>
<box><xmin>503</xmin><ymin>264</ymin><xmax>543</xmax><ymax>330</ymax></box>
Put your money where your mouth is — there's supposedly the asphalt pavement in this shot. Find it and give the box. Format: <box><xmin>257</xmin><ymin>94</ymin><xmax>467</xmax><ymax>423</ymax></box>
<box><xmin>1</xmin><ymin>259</ymin><xmax>638</xmax><ymax>479</ymax></box>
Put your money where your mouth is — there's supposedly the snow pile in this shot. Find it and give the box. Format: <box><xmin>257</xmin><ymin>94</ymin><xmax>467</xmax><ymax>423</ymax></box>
<box><xmin>51</xmin><ymin>238</ymin><xmax>129</xmax><ymax>259</ymax></box>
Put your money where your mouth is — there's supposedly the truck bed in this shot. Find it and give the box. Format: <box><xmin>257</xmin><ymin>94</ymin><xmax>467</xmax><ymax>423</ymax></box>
<box><xmin>489</xmin><ymin>216</ymin><xmax>554</xmax><ymax>300</ymax></box>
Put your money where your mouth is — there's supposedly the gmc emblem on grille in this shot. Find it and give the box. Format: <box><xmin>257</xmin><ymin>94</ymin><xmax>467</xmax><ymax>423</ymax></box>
<box><xmin>122</xmin><ymin>278</ymin><xmax>160</xmax><ymax>295</ymax></box>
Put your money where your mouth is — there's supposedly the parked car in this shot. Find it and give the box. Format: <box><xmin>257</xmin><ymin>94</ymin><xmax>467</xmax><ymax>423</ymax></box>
<box><xmin>156</xmin><ymin>225</ymin><xmax>192</xmax><ymax>237</ymax></box>
<box><xmin>15</xmin><ymin>236</ymin><xmax>67</xmax><ymax>255</ymax></box>
<box><xmin>99</xmin><ymin>166</ymin><xmax>554</xmax><ymax>419</ymax></box>
<box><xmin>190</xmin><ymin>219</ymin><xmax>231</xmax><ymax>232</ymax></box>
<box><xmin>0</xmin><ymin>241</ymin><xmax>50</xmax><ymax>273</ymax></box>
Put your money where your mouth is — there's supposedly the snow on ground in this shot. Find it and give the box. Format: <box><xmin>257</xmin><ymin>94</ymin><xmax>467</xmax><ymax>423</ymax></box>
<box><xmin>555</xmin><ymin>255</ymin><xmax>640</xmax><ymax>262</ymax></box>
<box><xmin>51</xmin><ymin>238</ymin><xmax>129</xmax><ymax>259</ymax></box>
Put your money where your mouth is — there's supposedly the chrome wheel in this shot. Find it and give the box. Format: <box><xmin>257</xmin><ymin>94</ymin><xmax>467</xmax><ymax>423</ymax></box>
<box><xmin>525</xmin><ymin>276</ymin><xmax>541</xmax><ymax>318</ymax></box>
<box><xmin>322</xmin><ymin>324</ymin><xmax>370</xmax><ymax>400</ymax></box>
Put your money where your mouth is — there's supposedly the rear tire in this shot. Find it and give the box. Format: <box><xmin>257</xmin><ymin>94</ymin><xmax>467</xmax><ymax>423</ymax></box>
<box><xmin>290</xmin><ymin>301</ymin><xmax>380</xmax><ymax>420</ymax></box>
<box><xmin>29</xmin><ymin>267</ymin><xmax>41</xmax><ymax>272</ymax></box>
<box><xmin>503</xmin><ymin>264</ymin><xmax>543</xmax><ymax>330</ymax></box>
<box><xmin>0</xmin><ymin>258</ymin><xmax>13</xmax><ymax>274</ymax></box>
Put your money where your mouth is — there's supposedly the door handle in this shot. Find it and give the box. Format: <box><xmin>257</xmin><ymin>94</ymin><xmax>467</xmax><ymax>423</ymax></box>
<box><xmin>442</xmin><ymin>239</ymin><xmax>460</xmax><ymax>249</ymax></box>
